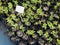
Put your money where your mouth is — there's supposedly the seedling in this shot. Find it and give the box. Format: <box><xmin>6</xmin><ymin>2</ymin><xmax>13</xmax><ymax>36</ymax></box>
<box><xmin>37</xmin><ymin>6</ymin><xmax>44</xmax><ymax>17</ymax></box>
<box><xmin>3</xmin><ymin>6</ymin><xmax>8</xmax><ymax>14</ymax></box>
<box><xmin>37</xmin><ymin>30</ymin><xmax>43</xmax><ymax>36</ymax></box>
<box><xmin>44</xmin><ymin>32</ymin><xmax>49</xmax><ymax>38</ymax></box>
<box><xmin>30</xmin><ymin>0</ymin><xmax>37</xmax><ymax>3</ymax></box>
<box><xmin>53</xmin><ymin>21</ymin><xmax>58</xmax><ymax>25</ymax></box>
<box><xmin>26</xmin><ymin>30</ymin><xmax>35</xmax><ymax>35</ymax></box>
<box><xmin>51</xmin><ymin>30</ymin><xmax>58</xmax><ymax>38</ymax></box>
<box><xmin>47</xmin><ymin>21</ymin><xmax>55</xmax><ymax>29</ymax></box>
<box><xmin>57</xmin><ymin>39</ymin><xmax>60</xmax><ymax>45</ymax></box>
<box><xmin>47</xmin><ymin>37</ymin><xmax>52</xmax><ymax>42</ymax></box>
<box><xmin>8</xmin><ymin>2</ymin><xmax>13</xmax><ymax>10</ymax></box>
<box><xmin>58</xmin><ymin>24</ymin><xmax>60</xmax><ymax>30</ymax></box>
<box><xmin>42</xmin><ymin>23</ymin><xmax>47</xmax><ymax>29</ymax></box>
<box><xmin>47</xmin><ymin>1</ymin><xmax>51</xmax><ymax>6</ymax></box>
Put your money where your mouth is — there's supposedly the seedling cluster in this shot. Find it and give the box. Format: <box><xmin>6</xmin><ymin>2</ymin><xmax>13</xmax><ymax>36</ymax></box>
<box><xmin>0</xmin><ymin>0</ymin><xmax>60</xmax><ymax>45</ymax></box>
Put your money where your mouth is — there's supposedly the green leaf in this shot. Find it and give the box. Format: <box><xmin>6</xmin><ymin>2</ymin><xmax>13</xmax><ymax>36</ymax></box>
<box><xmin>38</xmin><ymin>0</ymin><xmax>42</xmax><ymax>4</ymax></box>
<box><xmin>6</xmin><ymin>17</ymin><xmax>14</xmax><ymax>25</ymax></box>
<box><xmin>37</xmin><ymin>30</ymin><xmax>43</xmax><ymax>36</ymax></box>
<box><xmin>57</xmin><ymin>39</ymin><xmax>60</xmax><ymax>44</ymax></box>
<box><xmin>57</xmin><ymin>2</ymin><xmax>60</xmax><ymax>6</ymax></box>
<box><xmin>58</xmin><ymin>24</ymin><xmax>60</xmax><ymax>30</ymax></box>
<box><xmin>0</xmin><ymin>1</ymin><xmax>2</xmax><ymax>6</ymax></box>
<box><xmin>49</xmin><ymin>14</ymin><xmax>53</xmax><ymax>20</ymax></box>
<box><xmin>3</xmin><ymin>6</ymin><xmax>8</xmax><ymax>14</ymax></box>
<box><xmin>47</xmin><ymin>1</ymin><xmax>51</xmax><ymax>6</ymax></box>
<box><xmin>54</xmin><ymin>5</ymin><xmax>57</xmax><ymax>9</ymax></box>
<box><xmin>22</xmin><ymin>2</ymin><xmax>27</xmax><ymax>8</ymax></box>
<box><xmin>37</xmin><ymin>6</ymin><xmax>44</xmax><ymax>17</ymax></box>
<box><xmin>13</xmin><ymin>1</ymin><xmax>18</xmax><ymax>5</ymax></box>
<box><xmin>42</xmin><ymin>23</ymin><xmax>47</xmax><ymax>29</ymax></box>
<box><xmin>51</xmin><ymin>31</ymin><xmax>58</xmax><ymax>38</ymax></box>
<box><xmin>31</xmin><ymin>0</ymin><xmax>37</xmax><ymax>3</ymax></box>
<box><xmin>47</xmin><ymin>21</ymin><xmax>55</xmax><ymax>29</ymax></box>
<box><xmin>8</xmin><ymin>2</ymin><xmax>13</xmax><ymax>9</ymax></box>
<box><xmin>47</xmin><ymin>37</ymin><xmax>52</xmax><ymax>42</ymax></box>
<box><xmin>44</xmin><ymin>32</ymin><xmax>49</xmax><ymax>38</ymax></box>
<box><xmin>26</xmin><ymin>30</ymin><xmax>35</xmax><ymax>35</ymax></box>
<box><xmin>0</xmin><ymin>6</ymin><xmax>3</xmax><ymax>13</ymax></box>
<box><xmin>53</xmin><ymin>21</ymin><xmax>58</xmax><ymax>25</ymax></box>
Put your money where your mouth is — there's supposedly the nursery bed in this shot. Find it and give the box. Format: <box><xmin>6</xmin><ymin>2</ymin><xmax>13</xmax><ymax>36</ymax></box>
<box><xmin>0</xmin><ymin>0</ymin><xmax>60</xmax><ymax>45</ymax></box>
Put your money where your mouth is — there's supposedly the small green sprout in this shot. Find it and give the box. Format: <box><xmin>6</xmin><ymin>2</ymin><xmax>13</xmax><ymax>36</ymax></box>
<box><xmin>51</xmin><ymin>30</ymin><xmax>58</xmax><ymax>38</ymax></box>
<box><xmin>6</xmin><ymin>17</ymin><xmax>13</xmax><ymax>24</ymax></box>
<box><xmin>26</xmin><ymin>30</ymin><xmax>35</xmax><ymax>35</ymax></box>
<box><xmin>49</xmin><ymin>14</ymin><xmax>53</xmax><ymax>20</ymax></box>
<box><xmin>37</xmin><ymin>30</ymin><xmax>43</xmax><ymax>36</ymax></box>
<box><xmin>37</xmin><ymin>6</ymin><xmax>44</xmax><ymax>17</ymax></box>
<box><xmin>47</xmin><ymin>37</ymin><xmax>52</xmax><ymax>42</ymax></box>
<box><xmin>0</xmin><ymin>1</ymin><xmax>2</xmax><ymax>6</ymax></box>
<box><xmin>22</xmin><ymin>3</ymin><xmax>27</xmax><ymax>8</ymax></box>
<box><xmin>20</xmin><ymin>25</ymin><xmax>25</xmax><ymax>32</ymax></box>
<box><xmin>30</xmin><ymin>0</ymin><xmax>37</xmax><ymax>3</ymax></box>
<box><xmin>38</xmin><ymin>0</ymin><xmax>42</xmax><ymax>4</ymax></box>
<box><xmin>53</xmin><ymin>21</ymin><xmax>58</xmax><ymax>25</ymax></box>
<box><xmin>13</xmin><ymin>1</ymin><xmax>18</xmax><ymax>5</ymax></box>
<box><xmin>58</xmin><ymin>24</ymin><xmax>60</xmax><ymax>30</ymax></box>
<box><xmin>8</xmin><ymin>2</ymin><xmax>13</xmax><ymax>10</ymax></box>
<box><xmin>57</xmin><ymin>2</ymin><xmax>60</xmax><ymax>6</ymax></box>
<box><xmin>3</xmin><ymin>6</ymin><xmax>8</xmax><ymax>14</ymax></box>
<box><xmin>26</xmin><ymin>8</ymin><xmax>33</xmax><ymax>16</ymax></box>
<box><xmin>42</xmin><ymin>23</ymin><xmax>47</xmax><ymax>29</ymax></box>
<box><xmin>44</xmin><ymin>32</ymin><xmax>49</xmax><ymax>38</ymax></box>
<box><xmin>54</xmin><ymin>5</ymin><xmax>57</xmax><ymax>9</ymax></box>
<box><xmin>47</xmin><ymin>21</ymin><xmax>55</xmax><ymax>29</ymax></box>
<box><xmin>0</xmin><ymin>6</ymin><xmax>3</xmax><ymax>13</ymax></box>
<box><xmin>47</xmin><ymin>1</ymin><xmax>51</xmax><ymax>6</ymax></box>
<box><xmin>57</xmin><ymin>39</ymin><xmax>60</xmax><ymax>45</ymax></box>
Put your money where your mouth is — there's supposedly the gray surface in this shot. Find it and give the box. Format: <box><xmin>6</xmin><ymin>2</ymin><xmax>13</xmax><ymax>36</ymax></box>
<box><xmin>0</xmin><ymin>22</ymin><xmax>14</xmax><ymax>45</ymax></box>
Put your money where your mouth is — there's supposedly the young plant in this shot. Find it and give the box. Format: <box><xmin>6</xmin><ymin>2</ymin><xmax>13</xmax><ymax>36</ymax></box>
<box><xmin>6</xmin><ymin>17</ymin><xmax>14</xmax><ymax>26</ymax></box>
<box><xmin>54</xmin><ymin>5</ymin><xmax>58</xmax><ymax>10</ymax></box>
<box><xmin>8</xmin><ymin>2</ymin><xmax>13</xmax><ymax>10</ymax></box>
<box><xmin>22</xmin><ymin>2</ymin><xmax>28</xmax><ymax>8</ymax></box>
<box><xmin>44</xmin><ymin>32</ymin><xmax>49</xmax><ymax>38</ymax></box>
<box><xmin>37</xmin><ymin>30</ymin><xmax>43</xmax><ymax>36</ymax></box>
<box><xmin>26</xmin><ymin>30</ymin><xmax>35</xmax><ymax>35</ymax></box>
<box><xmin>20</xmin><ymin>25</ymin><xmax>25</xmax><ymax>32</ymax></box>
<box><xmin>53</xmin><ymin>21</ymin><xmax>58</xmax><ymax>25</ymax></box>
<box><xmin>38</xmin><ymin>0</ymin><xmax>42</xmax><ymax>4</ymax></box>
<box><xmin>51</xmin><ymin>30</ymin><xmax>58</xmax><ymax>38</ymax></box>
<box><xmin>0</xmin><ymin>6</ymin><xmax>3</xmax><ymax>13</ymax></box>
<box><xmin>0</xmin><ymin>1</ymin><xmax>2</xmax><ymax>6</ymax></box>
<box><xmin>49</xmin><ymin>14</ymin><xmax>54</xmax><ymax>21</ymax></box>
<box><xmin>30</xmin><ymin>0</ymin><xmax>37</xmax><ymax>3</ymax></box>
<box><xmin>37</xmin><ymin>6</ymin><xmax>44</xmax><ymax>17</ymax></box>
<box><xmin>42</xmin><ymin>23</ymin><xmax>47</xmax><ymax>29</ymax></box>
<box><xmin>3</xmin><ymin>6</ymin><xmax>8</xmax><ymax>14</ymax></box>
<box><xmin>13</xmin><ymin>0</ymin><xmax>18</xmax><ymax>5</ymax></box>
<box><xmin>47</xmin><ymin>37</ymin><xmax>52</xmax><ymax>42</ymax></box>
<box><xmin>58</xmin><ymin>24</ymin><xmax>60</xmax><ymax>30</ymax></box>
<box><xmin>47</xmin><ymin>21</ymin><xmax>55</xmax><ymax>29</ymax></box>
<box><xmin>10</xmin><ymin>14</ymin><xmax>19</xmax><ymax>22</ymax></box>
<box><xmin>57</xmin><ymin>39</ymin><xmax>60</xmax><ymax>45</ymax></box>
<box><xmin>57</xmin><ymin>2</ymin><xmax>60</xmax><ymax>6</ymax></box>
<box><xmin>47</xmin><ymin>1</ymin><xmax>51</xmax><ymax>6</ymax></box>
